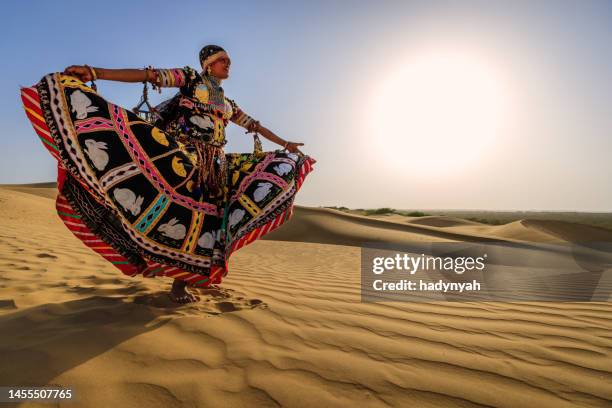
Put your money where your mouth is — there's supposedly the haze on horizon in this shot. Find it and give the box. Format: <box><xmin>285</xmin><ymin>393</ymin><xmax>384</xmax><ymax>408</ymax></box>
<box><xmin>1</xmin><ymin>0</ymin><xmax>610</xmax><ymax>211</ymax></box>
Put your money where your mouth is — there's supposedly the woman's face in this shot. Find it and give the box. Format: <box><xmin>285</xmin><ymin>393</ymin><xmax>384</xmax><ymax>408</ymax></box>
<box><xmin>208</xmin><ymin>56</ymin><xmax>231</xmax><ymax>79</ymax></box>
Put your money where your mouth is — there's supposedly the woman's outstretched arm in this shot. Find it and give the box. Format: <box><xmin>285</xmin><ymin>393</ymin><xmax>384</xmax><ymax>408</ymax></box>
<box><xmin>63</xmin><ymin>65</ymin><xmax>154</xmax><ymax>84</ymax></box>
<box><xmin>251</xmin><ymin>123</ymin><xmax>304</xmax><ymax>155</ymax></box>
<box><xmin>230</xmin><ymin>99</ymin><xmax>304</xmax><ymax>154</ymax></box>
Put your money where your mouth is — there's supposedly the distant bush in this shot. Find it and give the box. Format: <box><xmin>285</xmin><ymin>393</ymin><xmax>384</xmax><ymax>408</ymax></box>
<box><xmin>364</xmin><ymin>208</ymin><xmax>395</xmax><ymax>216</ymax></box>
<box><xmin>324</xmin><ymin>206</ymin><xmax>350</xmax><ymax>212</ymax></box>
<box><xmin>404</xmin><ymin>211</ymin><xmax>428</xmax><ymax>217</ymax></box>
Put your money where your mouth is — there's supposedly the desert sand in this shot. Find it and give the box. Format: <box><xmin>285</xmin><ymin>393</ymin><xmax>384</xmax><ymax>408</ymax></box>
<box><xmin>0</xmin><ymin>184</ymin><xmax>611</xmax><ymax>407</ymax></box>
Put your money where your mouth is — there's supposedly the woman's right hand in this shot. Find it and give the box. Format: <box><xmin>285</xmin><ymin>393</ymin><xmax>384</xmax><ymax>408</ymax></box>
<box><xmin>63</xmin><ymin>65</ymin><xmax>93</xmax><ymax>82</ymax></box>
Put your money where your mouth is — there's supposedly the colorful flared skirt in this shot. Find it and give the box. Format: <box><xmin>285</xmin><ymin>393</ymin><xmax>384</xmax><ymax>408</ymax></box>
<box><xmin>20</xmin><ymin>73</ymin><xmax>315</xmax><ymax>287</ymax></box>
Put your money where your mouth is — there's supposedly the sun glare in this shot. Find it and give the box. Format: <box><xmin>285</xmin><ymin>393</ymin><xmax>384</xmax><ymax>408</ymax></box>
<box><xmin>369</xmin><ymin>50</ymin><xmax>512</xmax><ymax>175</ymax></box>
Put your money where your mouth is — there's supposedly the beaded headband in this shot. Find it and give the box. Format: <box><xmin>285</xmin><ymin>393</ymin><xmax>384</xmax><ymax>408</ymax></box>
<box><xmin>199</xmin><ymin>45</ymin><xmax>229</xmax><ymax>68</ymax></box>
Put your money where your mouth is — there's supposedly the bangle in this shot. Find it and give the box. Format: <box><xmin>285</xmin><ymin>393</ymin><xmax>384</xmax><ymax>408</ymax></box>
<box><xmin>283</xmin><ymin>141</ymin><xmax>290</xmax><ymax>149</ymax></box>
<box><xmin>146</xmin><ymin>66</ymin><xmax>162</xmax><ymax>92</ymax></box>
<box><xmin>84</xmin><ymin>64</ymin><xmax>97</xmax><ymax>81</ymax></box>
<box><xmin>84</xmin><ymin>64</ymin><xmax>98</xmax><ymax>91</ymax></box>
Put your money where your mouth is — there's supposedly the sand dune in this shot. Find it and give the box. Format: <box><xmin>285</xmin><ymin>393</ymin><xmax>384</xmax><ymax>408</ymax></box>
<box><xmin>0</xmin><ymin>182</ymin><xmax>57</xmax><ymax>200</ymax></box>
<box><xmin>0</xmin><ymin>185</ymin><xmax>611</xmax><ymax>407</ymax></box>
<box><xmin>266</xmin><ymin>206</ymin><xmax>562</xmax><ymax>246</ymax></box>
<box><xmin>522</xmin><ymin>219</ymin><xmax>612</xmax><ymax>243</ymax></box>
<box><xmin>0</xmin><ymin>182</ymin><xmax>586</xmax><ymax>245</ymax></box>
<box><xmin>405</xmin><ymin>215</ymin><xmax>483</xmax><ymax>228</ymax></box>
<box><xmin>0</xmin><ymin>182</ymin><xmax>57</xmax><ymax>189</ymax></box>
<box><xmin>441</xmin><ymin>220</ymin><xmax>562</xmax><ymax>243</ymax></box>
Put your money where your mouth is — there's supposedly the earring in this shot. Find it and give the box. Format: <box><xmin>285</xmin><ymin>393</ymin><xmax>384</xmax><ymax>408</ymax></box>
<box><xmin>206</xmin><ymin>66</ymin><xmax>212</xmax><ymax>76</ymax></box>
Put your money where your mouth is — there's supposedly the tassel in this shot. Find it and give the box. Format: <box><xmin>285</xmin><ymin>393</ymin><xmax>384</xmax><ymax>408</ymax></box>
<box><xmin>194</xmin><ymin>141</ymin><xmax>227</xmax><ymax>196</ymax></box>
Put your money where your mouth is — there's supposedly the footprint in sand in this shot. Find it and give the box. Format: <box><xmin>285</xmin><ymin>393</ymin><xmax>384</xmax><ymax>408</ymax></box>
<box><xmin>125</xmin><ymin>284</ymin><xmax>268</xmax><ymax>314</ymax></box>
<box><xmin>193</xmin><ymin>286</ymin><xmax>267</xmax><ymax>312</ymax></box>
<box><xmin>36</xmin><ymin>253</ymin><xmax>57</xmax><ymax>259</ymax></box>
<box><xmin>215</xmin><ymin>301</ymin><xmax>237</xmax><ymax>313</ymax></box>
<box><xmin>198</xmin><ymin>288</ymin><xmax>225</xmax><ymax>298</ymax></box>
<box><xmin>204</xmin><ymin>288</ymin><xmax>265</xmax><ymax>313</ymax></box>
<box><xmin>130</xmin><ymin>285</ymin><xmax>267</xmax><ymax>314</ymax></box>
<box><xmin>211</xmin><ymin>296</ymin><xmax>266</xmax><ymax>314</ymax></box>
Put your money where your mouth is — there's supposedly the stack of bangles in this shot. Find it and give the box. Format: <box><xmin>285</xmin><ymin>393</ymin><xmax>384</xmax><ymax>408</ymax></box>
<box><xmin>155</xmin><ymin>68</ymin><xmax>172</xmax><ymax>87</ymax></box>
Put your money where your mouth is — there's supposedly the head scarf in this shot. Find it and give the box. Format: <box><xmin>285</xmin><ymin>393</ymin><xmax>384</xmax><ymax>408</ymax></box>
<box><xmin>199</xmin><ymin>45</ymin><xmax>229</xmax><ymax>71</ymax></box>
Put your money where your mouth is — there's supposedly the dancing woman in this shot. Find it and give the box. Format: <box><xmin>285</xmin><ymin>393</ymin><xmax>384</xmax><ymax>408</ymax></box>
<box><xmin>21</xmin><ymin>44</ymin><xmax>315</xmax><ymax>303</ymax></box>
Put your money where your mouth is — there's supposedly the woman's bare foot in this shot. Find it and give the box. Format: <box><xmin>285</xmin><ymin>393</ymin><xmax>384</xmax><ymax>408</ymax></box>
<box><xmin>169</xmin><ymin>279</ymin><xmax>200</xmax><ymax>304</ymax></box>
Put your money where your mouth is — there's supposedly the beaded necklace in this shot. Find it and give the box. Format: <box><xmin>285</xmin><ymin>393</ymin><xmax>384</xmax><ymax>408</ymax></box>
<box><xmin>201</xmin><ymin>73</ymin><xmax>225</xmax><ymax>108</ymax></box>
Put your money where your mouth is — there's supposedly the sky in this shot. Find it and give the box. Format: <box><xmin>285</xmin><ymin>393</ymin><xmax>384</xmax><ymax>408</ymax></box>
<box><xmin>1</xmin><ymin>0</ymin><xmax>611</xmax><ymax>211</ymax></box>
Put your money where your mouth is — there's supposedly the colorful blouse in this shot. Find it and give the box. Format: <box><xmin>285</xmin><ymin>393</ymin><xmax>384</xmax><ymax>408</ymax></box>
<box><xmin>152</xmin><ymin>67</ymin><xmax>256</xmax><ymax>146</ymax></box>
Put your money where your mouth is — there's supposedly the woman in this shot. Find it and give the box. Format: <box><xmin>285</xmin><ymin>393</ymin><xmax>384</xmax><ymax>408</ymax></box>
<box><xmin>20</xmin><ymin>45</ymin><xmax>315</xmax><ymax>304</ymax></box>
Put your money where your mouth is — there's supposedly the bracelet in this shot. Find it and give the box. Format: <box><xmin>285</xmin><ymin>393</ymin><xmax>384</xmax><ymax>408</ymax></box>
<box><xmin>84</xmin><ymin>64</ymin><xmax>97</xmax><ymax>81</ymax></box>
<box><xmin>83</xmin><ymin>65</ymin><xmax>98</xmax><ymax>91</ymax></box>
<box><xmin>283</xmin><ymin>141</ymin><xmax>290</xmax><ymax>149</ymax></box>
<box><xmin>145</xmin><ymin>66</ymin><xmax>162</xmax><ymax>92</ymax></box>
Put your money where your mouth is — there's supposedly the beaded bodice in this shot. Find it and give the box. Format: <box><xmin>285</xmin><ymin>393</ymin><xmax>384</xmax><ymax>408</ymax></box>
<box><xmin>154</xmin><ymin>71</ymin><xmax>234</xmax><ymax>147</ymax></box>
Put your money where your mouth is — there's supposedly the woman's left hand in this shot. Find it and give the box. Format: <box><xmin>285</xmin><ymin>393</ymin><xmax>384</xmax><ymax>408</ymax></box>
<box><xmin>284</xmin><ymin>141</ymin><xmax>304</xmax><ymax>154</ymax></box>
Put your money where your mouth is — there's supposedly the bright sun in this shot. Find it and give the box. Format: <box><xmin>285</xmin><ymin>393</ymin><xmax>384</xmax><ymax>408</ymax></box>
<box><xmin>369</xmin><ymin>51</ymin><xmax>511</xmax><ymax>175</ymax></box>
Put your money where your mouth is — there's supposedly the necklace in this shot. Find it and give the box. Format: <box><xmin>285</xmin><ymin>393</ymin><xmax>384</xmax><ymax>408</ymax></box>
<box><xmin>201</xmin><ymin>73</ymin><xmax>225</xmax><ymax>107</ymax></box>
